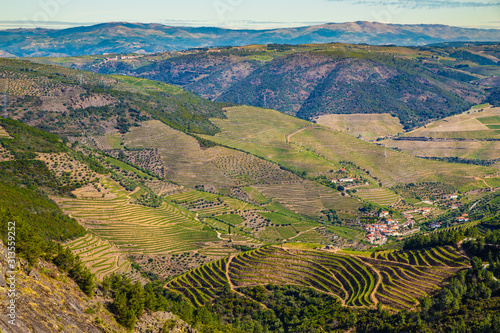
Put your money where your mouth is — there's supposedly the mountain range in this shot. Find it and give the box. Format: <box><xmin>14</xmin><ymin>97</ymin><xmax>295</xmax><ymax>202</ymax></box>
<box><xmin>0</xmin><ymin>21</ymin><xmax>499</xmax><ymax>57</ymax></box>
<box><xmin>46</xmin><ymin>42</ymin><xmax>499</xmax><ymax>129</ymax></box>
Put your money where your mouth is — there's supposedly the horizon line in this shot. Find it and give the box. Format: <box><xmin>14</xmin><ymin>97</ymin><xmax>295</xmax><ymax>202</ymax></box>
<box><xmin>1</xmin><ymin>20</ymin><xmax>500</xmax><ymax>31</ymax></box>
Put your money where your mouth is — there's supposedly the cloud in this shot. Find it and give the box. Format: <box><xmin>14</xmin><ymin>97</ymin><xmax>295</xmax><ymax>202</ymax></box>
<box><xmin>327</xmin><ymin>0</ymin><xmax>500</xmax><ymax>9</ymax></box>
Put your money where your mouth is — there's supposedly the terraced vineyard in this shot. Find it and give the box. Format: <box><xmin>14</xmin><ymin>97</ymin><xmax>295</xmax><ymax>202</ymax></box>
<box><xmin>0</xmin><ymin>125</ymin><xmax>10</xmax><ymax>138</ymax></box>
<box><xmin>168</xmin><ymin>190</ymin><xmax>260</xmax><ymax>216</ymax></box>
<box><xmin>367</xmin><ymin>246</ymin><xmax>469</xmax><ymax>309</ymax></box>
<box><xmin>166</xmin><ymin>258</ymin><xmax>229</xmax><ymax>306</ymax></box>
<box><xmin>169</xmin><ymin>190</ymin><xmax>309</xmax><ymax>245</ymax></box>
<box><xmin>167</xmin><ymin>245</ymin><xmax>469</xmax><ymax>311</ymax></box>
<box><xmin>66</xmin><ymin>233</ymin><xmax>131</xmax><ymax>280</ymax></box>
<box><xmin>427</xmin><ymin>221</ymin><xmax>481</xmax><ymax>234</ymax></box>
<box><xmin>124</xmin><ymin>120</ymin><xmax>235</xmax><ymax>188</ymax></box>
<box><xmin>356</xmin><ymin>188</ymin><xmax>401</xmax><ymax>206</ymax></box>
<box><xmin>55</xmin><ymin>177</ymin><xmax>220</xmax><ymax>256</ymax></box>
<box><xmin>254</xmin><ymin>182</ymin><xmax>362</xmax><ymax>218</ymax></box>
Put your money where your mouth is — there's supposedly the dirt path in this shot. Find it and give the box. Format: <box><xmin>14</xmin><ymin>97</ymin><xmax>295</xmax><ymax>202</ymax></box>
<box><xmin>285</xmin><ymin>125</ymin><xmax>314</xmax><ymax>144</ymax></box>
<box><xmin>287</xmin><ymin>227</ymin><xmax>318</xmax><ymax>240</ymax></box>
<box><xmin>478</xmin><ymin>178</ymin><xmax>493</xmax><ymax>190</ymax></box>
<box><xmin>225</xmin><ymin>255</ymin><xmax>270</xmax><ymax>310</ymax></box>
<box><xmin>359</xmin><ymin>258</ymin><xmax>382</xmax><ymax>306</ymax></box>
<box><xmin>281</xmin><ymin>247</ymin><xmax>347</xmax><ymax>306</ymax></box>
<box><xmin>215</xmin><ymin>231</ymin><xmax>225</xmax><ymax>240</ymax></box>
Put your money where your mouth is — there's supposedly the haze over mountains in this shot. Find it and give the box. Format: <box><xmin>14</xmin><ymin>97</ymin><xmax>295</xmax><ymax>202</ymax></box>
<box><xmin>0</xmin><ymin>21</ymin><xmax>499</xmax><ymax>57</ymax></box>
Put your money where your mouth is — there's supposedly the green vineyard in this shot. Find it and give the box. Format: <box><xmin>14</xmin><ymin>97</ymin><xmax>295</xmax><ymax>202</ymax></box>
<box><xmin>166</xmin><ymin>258</ymin><xmax>229</xmax><ymax>306</ymax></box>
<box><xmin>66</xmin><ymin>233</ymin><xmax>131</xmax><ymax>280</ymax></box>
<box><xmin>166</xmin><ymin>245</ymin><xmax>469</xmax><ymax>310</ymax></box>
<box><xmin>56</xmin><ymin>177</ymin><xmax>219</xmax><ymax>256</ymax></box>
<box><xmin>356</xmin><ymin>188</ymin><xmax>401</xmax><ymax>206</ymax></box>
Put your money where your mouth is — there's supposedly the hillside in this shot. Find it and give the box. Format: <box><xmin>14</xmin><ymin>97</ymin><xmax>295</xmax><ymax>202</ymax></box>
<box><xmin>384</xmin><ymin>106</ymin><xmax>500</xmax><ymax>161</ymax></box>
<box><xmin>48</xmin><ymin>43</ymin><xmax>500</xmax><ymax>129</ymax></box>
<box><xmin>1</xmin><ymin>55</ymin><xmax>500</xmax><ymax>332</ymax></box>
<box><xmin>1</xmin><ymin>21</ymin><xmax>500</xmax><ymax>57</ymax></box>
<box><xmin>0</xmin><ymin>57</ymin><xmax>227</xmax><ymax>136</ymax></box>
<box><xmin>314</xmin><ymin>113</ymin><xmax>404</xmax><ymax>141</ymax></box>
<box><xmin>200</xmin><ymin>106</ymin><xmax>499</xmax><ymax>190</ymax></box>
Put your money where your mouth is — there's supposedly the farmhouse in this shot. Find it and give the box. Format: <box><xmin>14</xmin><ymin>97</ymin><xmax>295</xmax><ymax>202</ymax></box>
<box><xmin>379</xmin><ymin>211</ymin><xmax>390</xmax><ymax>217</ymax></box>
<box><xmin>420</xmin><ymin>207</ymin><xmax>432</xmax><ymax>214</ymax></box>
<box><xmin>449</xmin><ymin>195</ymin><xmax>459</xmax><ymax>199</ymax></box>
<box><xmin>338</xmin><ymin>178</ymin><xmax>354</xmax><ymax>182</ymax></box>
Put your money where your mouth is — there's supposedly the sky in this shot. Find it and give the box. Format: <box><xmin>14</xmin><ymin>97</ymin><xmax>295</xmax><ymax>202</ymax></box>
<box><xmin>1</xmin><ymin>0</ymin><xmax>499</xmax><ymax>30</ymax></box>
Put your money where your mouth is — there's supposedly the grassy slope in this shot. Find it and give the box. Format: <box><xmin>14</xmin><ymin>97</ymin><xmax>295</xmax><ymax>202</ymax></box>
<box><xmin>404</xmin><ymin>107</ymin><xmax>500</xmax><ymax>140</ymax></box>
<box><xmin>201</xmin><ymin>106</ymin><xmax>498</xmax><ymax>191</ymax></box>
<box><xmin>314</xmin><ymin>113</ymin><xmax>404</xmax><ymax>141</ymax></box>
<box><xmin>385</xmin><ymin>107</ymin><xmax>500</xmax><ymax>159</ymax></box>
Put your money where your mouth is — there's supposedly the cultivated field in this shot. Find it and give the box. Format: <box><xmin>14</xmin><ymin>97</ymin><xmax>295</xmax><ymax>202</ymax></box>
<box><xmin>166</xmin><ymin>258</ymin><xmax>229</xmax><ymax>307</ymax></box>
<box><xmin>55</xmin><ymin>177</ymin><xmax>221</xmax><ymax>255</ymax></box>
<box><xmin>404</xmin><ymin>107</ymin><xmax>500</xmax><ymax>139</ymax></box>
<box><xmin>203</xmin><ymin>106</ymin><xmax>498</xmax><ymax>191</ymax></box>
<box><xmin>384</xmin><ymin>139</ymin><xmax>500</xmax><ymax>160</ymax></box>
<box><xmin>314</xmin><ymin>113</ymin><xmax>403</xmax><ymax>141</ymax></box>
<box><xmin>38</xmin><ymin>152</ymin><xmax>100</xmax><ymax>187</ymax></box>
<box><xmin>387</xmin><ymin>107</ymin><xmax>500</xmax><ymax>159</ymax></box>
<box><xmin>292</xmin><ymin>126</ymin><xmax>497</xmax><ymax>189</ymax></box>
<box><xmin>168</xmin><ymin>189</ymin><xmax>323</xmax><ymax>245</ymax></box>
<box><xmin>167</xmin><ymin>245</ymin><xmax>469</xmax><ymax>310</ymax></box>
<box><xmin>66</xmin><ymin>233</ymin><xmax>131</xmax><ymax>280</ymax></box>
<box><xmin>124</xmin><ymin>120</ymin><xmax>235</xmax><ymax>188</ymax></box>
<box><xmin>209</xmin><ymin>146</ymin><xmax>304</xmax><ymax>186</ymax></box>
<box><xmin>254</xmin><ymin>182</ymin><xmax>362</xmax><ymax>218</ymax></box>
<box><xmin>356</xmin><ymin>188</ymin><xmax>401</xmax><ymax>206</ymax></box>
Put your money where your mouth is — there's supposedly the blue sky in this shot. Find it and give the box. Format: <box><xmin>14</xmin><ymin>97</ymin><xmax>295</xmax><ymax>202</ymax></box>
<box><xmin>1</xmin><ymin>0</ymin><xmax>499</xmax><ymax>30</ymax></box>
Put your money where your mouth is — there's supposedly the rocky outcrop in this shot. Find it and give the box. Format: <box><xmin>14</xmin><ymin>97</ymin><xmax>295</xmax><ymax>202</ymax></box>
<box><xmin>0</xmin><ymin>240</ymin><xmax>196</xmax><ymax>333</ymax></box>
<box><xmin>0</xmin><ymin>240</ymin><xmax>123</xmax><ymax>333</ymax></box>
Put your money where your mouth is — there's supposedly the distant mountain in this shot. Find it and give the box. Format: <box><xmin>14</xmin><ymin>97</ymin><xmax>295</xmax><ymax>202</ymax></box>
<box><xmin>0</xmin><ymin>21</ymin><xmax>499</xmax><ymax>57</ymax></box>
<box><xmin>59</xmin><ymin>43</ymin><xmax>496</xmax><ymax>129</ymax></box>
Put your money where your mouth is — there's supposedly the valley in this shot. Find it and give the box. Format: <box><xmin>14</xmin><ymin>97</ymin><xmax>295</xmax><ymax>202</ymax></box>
<box><xmin>0</xmin><ymin>42</ymin><xmax>499</xmax><ymax>332</ymax></box>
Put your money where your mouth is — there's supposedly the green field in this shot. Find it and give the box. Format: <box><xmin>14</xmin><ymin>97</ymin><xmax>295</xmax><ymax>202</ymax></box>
<box><xmin>315</xmin><ymin>113</ymin><xmax>404</xmax><ymax>141</ymax></box>
<box><xmin>356</xmin><ymin>188</ymin><xmax>401</xmax><ymax>206</ymax></box>
<box><xmin>56</xmin><ymin>178</ymin><xmax>220</xmax><ymax>255</ymax></box>
<box><xmin>478</xmin><ymin>116</ymin><xmax>500</xmax><ymax>125</ymax></box>
<box><xmin>201</xmin><ymin>106</ymin><xmax>498</xmax><ymax>192</ymax></box>
<box><xmin>167</xmin><ymin>245</ymin><xmax>469</xmax><ymax>310</ymax></box>
<box><xmin>105</xmin><ymin>157</ymin><xmax>150</xmax><ymax>178</ymax></box>
<box><xmin>105</xmin><ymin>132</ymin><xmax>124</xmax><ymax>150</ymax></box>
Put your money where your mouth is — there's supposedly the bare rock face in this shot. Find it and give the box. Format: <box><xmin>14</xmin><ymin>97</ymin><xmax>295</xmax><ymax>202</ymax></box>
<box><xmin>0</xmin><ymin>240</ymin><xmax>123</xmax><ymax>333</ymax></box>
<box><xmin>0</xmin><ymin>239</ymin><xmax>198</xmax><ymax>333</ymax></box>
<box><xmin>28</xmin><ymin>269</ymin><xmax>41</xmax><ymax>281</ymax></box>
<box><xmin>0</xmin><ymin>263</ymin><xmax>6</xmax><ymax>287</ymax></box>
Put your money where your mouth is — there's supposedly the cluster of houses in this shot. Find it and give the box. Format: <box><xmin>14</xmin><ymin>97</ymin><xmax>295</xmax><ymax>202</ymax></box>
<box><xmin>365</xmin><ymin>211</ymin><xmax>417</xmax><ymax>245</ymax></box>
